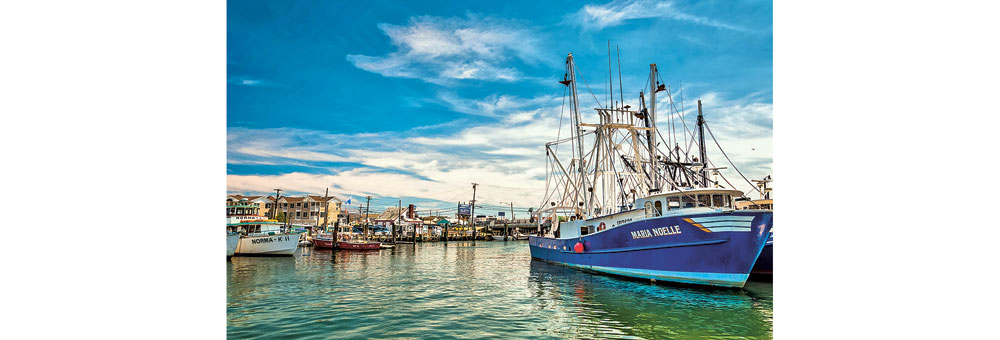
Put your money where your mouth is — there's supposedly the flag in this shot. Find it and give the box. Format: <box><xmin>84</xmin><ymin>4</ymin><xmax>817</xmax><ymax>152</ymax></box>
<box><xmin>345</xmin><ymin>198</ymin><xmax>352</xmax><ymax>205</ymax></box>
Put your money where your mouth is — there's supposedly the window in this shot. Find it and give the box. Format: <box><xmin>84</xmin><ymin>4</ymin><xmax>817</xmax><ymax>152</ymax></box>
<box><xmin>712</xmin><ymin>194</ymin><xmax>724</xmax><ymax>208</ymax></box>
<box><xmin>668</xmin><ymin>197</ymin><xmax>680</xmax><ymax>210</ymax></box>
<box><xmin>697</xmin><ymin>195</ymin><xmax>711</xmax><ymax>207</ymax></box>
<box><xmin>581</xmin><ymin>226</ymin><xmax>594</xmax><ymax>236</ymax></box>
<box><xmin>681</xmin><ymin>196</ymin><xmax>696</xmax><ymax>208</ymax></box>
<box><xmin>644</xmin><ymin>201</ymin><xmax>654</xmax><ymax>217</ymax></box>
<box><xmin>654</xmin><ymin>201</ymin><xmax>663</xmax><ymax>216</ymax></box>
<box><xmin>297</xmin><ymin>203</ymin><xmax>301</xmax><ymax>207</ymax></box>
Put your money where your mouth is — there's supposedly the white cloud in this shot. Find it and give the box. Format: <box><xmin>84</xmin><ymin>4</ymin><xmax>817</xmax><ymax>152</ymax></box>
<box><xmin>346</xmin><ymin>15</ymin><xmax>542</xmax><ymax>85</ymax></box>
<box><xmin>227</xmin><ymin>76</ymin><xmax>274</xmax><ymax>87</ymax></box>
<box><xmin>228</xmin><ymin>90</ymin><xmax>771</xmax><ymax>209</ymax></box>
<box><xmin>578</xmin><ymin>0</ymin><xmax>745</xmax><ymax>32</ymax></box>
<box><xmin>435</xmin><ymin>92</ymin><xmax>557</xmax><ymax>118</ymax></box>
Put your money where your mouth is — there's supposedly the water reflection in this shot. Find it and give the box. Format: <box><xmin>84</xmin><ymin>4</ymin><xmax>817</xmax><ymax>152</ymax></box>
<box><xmin>228</xmin><ymin>241</ymin><xmax>771</xmax><ymax>339</ymax></box>
<box><xmin>527</xmin><ymin>260</ymin><xmax>772</xmax><ymax>339</ymax></box>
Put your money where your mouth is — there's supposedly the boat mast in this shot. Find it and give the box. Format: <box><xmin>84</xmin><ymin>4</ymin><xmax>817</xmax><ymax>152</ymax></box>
<box><xmin>697</xmin><ymin>100</ymin><xmax>708</xmax><ymax>187</ymax></box>
<box><xmin>566</xmin><ymin>53</ymin><xmax>586</xmax><ymax>217</ymax></box>
<box><xmin>647</xmin><ymin>64</ymin><xmax>660</xmax><ymax>192</ymax></box>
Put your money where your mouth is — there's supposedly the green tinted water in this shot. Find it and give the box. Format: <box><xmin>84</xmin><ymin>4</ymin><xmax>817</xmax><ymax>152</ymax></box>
<box><xmin>227</xmin><ymin>241</ymin><xmax>772</xmax><ymax>339</ymax></box>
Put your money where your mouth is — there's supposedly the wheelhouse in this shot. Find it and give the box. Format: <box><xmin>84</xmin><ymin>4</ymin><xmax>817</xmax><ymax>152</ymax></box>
<box><xmin>636</xmin><ymin>188</ymin><xmax>743</xmax><ymax>218</ymax></box>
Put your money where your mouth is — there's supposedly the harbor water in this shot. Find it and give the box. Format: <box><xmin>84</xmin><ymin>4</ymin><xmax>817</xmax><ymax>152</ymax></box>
<box><xmin>227</xmin><ymin>241</ymin><xmax>772</xmax><ymax>339</ymax></box>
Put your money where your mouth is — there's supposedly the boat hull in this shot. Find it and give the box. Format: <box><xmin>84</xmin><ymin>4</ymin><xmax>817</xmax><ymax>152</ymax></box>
<box><xmin>226</xmin><ymin>233</ymin><xmax>240</xmax><ymax>258</ymax></box>
<box><xmin>529</xmin><ymin>211</ymin><xmax>772</xmax><ymax>288</ymax></box>
<box><xmin>313</xmin><ymin>236</ymin><xmax>335</xmax><ymax>249</ymax></box>
<box><xmin>336</xmin><ymin>241</ymin><xmax>381</xmax><ymax>250</ymax></box>
<box><xmin>751</xmin><ymin>232</ymin><xmax>773</xmax><ymax>276</ymax></box>
<box><xmin>234</xmin><ymin>233</ymin><xmax>300</xmax><ymax>256</ymax></box>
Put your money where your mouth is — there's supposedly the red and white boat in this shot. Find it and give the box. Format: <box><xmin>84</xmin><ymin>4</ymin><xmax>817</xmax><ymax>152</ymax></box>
<box><xmin>313</xmin><ymin>234</ymin><xmax>336</xmax><ymax>249</ymax></box>
<box><xmin>335</xmin><ymin>241</ymin><xmax>381</xmax><ymax>250</ymax></box>
<box><xmin>313</xmin><ymin>233</ymin><xmax>381</xmax><ymax>250</ymax></box>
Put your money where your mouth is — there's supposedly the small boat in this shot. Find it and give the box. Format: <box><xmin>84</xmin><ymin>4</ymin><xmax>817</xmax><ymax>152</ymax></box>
<box><xmin>336</xmin><ymin>241</ymin><xmax>382</xmax><ymax>250</ymax></box>
<box><xmin>228</xmin><ymin>218</ymin><xmax>302</xmax><ymax>256</ymax></box>
<box><xmin>226</xmin><ymin>232</ymin><xmax>240</xmax><ymax>259</ymax></box>
<box><xmin>312</xmin><ymin>234</ymin><xmax>336</xmax><ymax>249</ymax></box>
<box><xmin>314</xmin><ymin>231</ymin><xmax>381</xmax><ymax>250</ymax></box>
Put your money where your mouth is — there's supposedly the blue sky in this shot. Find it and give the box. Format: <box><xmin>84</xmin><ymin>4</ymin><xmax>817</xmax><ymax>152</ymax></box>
<box><xmin>227</xmin><ymin>0</ymin><xmax>773</xmax><ymax>214</ymax></box>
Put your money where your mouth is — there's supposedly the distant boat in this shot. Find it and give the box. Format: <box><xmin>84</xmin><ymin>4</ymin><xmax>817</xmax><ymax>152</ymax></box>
<box><xmin>227</xmin><ymin>232</ymin><xmax>240</xmax><ymax>259</ymax></box>
<box><xmin>335</xmin><ymin>241</ymin><xmax>381</xmax><ymax>250</ymax></box>
<box><xmin>312</xmin><ymin>233</ymin><xmax>336</xmax><ymax>249</ymax></box>
<box><xmin>737</xmin><ymin>176</ymin><xmax>773</xmax><ymax>278</ymax></box>
<box><xmin>528</xmin><ymin>53</ymin><xmax>772</xmax><ymax>289</ymax></box>
<box><xmin>313</xmin><ymin>232</ymin><xmax>381</xmax><ymax>250</ymax></box>
<box><xmin>228</xmin><ymin>218</ymin><xmax>301</xmax><ymax>256</ymax></box>
<box><xmin>751</xmin><ymin>232</ymin><xmax>773</xmax><ymax>277</ymax></box>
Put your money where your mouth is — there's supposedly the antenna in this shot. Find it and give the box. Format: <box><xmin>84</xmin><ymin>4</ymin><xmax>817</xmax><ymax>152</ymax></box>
<box><xmin>608</xmin><ymin>41</ymin><xmax>613</xmax><ymax>110</ymax></box>
<box><xmin>616</xmin><ymin>44</ymin><xmax>624</xmax><ymax>111</ymax></box>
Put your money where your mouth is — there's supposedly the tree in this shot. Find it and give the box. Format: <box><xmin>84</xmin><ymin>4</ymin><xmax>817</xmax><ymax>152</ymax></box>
<box><xmin>275</xmin><ymin>211</ymin><xmax>287</xmax><ymax>223</ymax></box>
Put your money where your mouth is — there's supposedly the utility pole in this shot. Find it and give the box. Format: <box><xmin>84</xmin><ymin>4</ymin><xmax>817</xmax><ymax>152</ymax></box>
<box><xmin>394</xmin><ymin>199</ymin><xmax>400</xmax><ymax>244</ymax></box>
<box><xmin>321</xmin><ymin>188</ymin><xmax>330</xmax><ymax>232</ymax></box>
<box><xmin>271</xmin><ymin>188</ymin><xmax>283</xmax><ymax>219</ymax></box>
<box><xmin>365</xmin><ymin>195</ymin><xmax>372</xmax><ymax>241</ymax></box>
<box><xmin>500</xmin><ymin>201</ymin><xmax>514</xmax><ymax>241</ymax></box>
<box><xmin>271</xmin><ymin>189</ymin><xmax>281</xmax><ymax>218</ymax></box>
<box><xmin>470</xmin><ymin>183</ymin><xmax>478</xmax><ymax>241</ymax></box>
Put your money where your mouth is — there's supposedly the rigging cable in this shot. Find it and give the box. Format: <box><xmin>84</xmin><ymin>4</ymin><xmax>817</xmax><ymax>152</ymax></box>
<box><xmin>704</xmin><ymin>121</ymin><xmax>765</xmax><ymax>198</ymax></box>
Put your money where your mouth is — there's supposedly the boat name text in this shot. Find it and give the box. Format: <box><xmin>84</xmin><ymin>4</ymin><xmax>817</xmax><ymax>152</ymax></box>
<box><xmin>630</xmin><ymin>226</ymin><xmax>681</xmax><ymax>239</ymax></box>
<box><xmin>251</xmin><ymin>235</ymin><xmax>290</xmax><ymax>244</ymax></box>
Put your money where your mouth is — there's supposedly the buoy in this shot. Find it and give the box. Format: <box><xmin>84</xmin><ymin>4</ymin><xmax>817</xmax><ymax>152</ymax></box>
<box><xmin>574</xmin><ymin>242</ymin><xmax>584</xmax><ymax>253</ymax></box>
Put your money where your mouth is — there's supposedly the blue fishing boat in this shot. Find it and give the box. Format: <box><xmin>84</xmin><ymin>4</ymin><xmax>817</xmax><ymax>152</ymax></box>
<box><xmin>529</xmin><ymin>53</ymin><xmax>772</xmax><ymax>288</ymax></box>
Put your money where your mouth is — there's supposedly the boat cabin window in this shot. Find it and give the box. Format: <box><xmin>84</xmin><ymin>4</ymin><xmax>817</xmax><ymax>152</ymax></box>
<box><xmin>667</xmin><ymin>197</ymin><xmax>680</xmax><ymax>210</ymax></box>
<box><xmin>697</xmin><ymin>195</ymin><xmax>711</xmax><ymax>207</ymax></box>
<box><xmin>644</xmin><ymin>201</ymin><xmax>654</xmax><ymax>217</ymax></box>
<box><xmin>711</xmin><ymin>194</ymin><xmax>732</xmax><ymax>208</ymax></box>
<box><xmin>654</xmin><ymin>201</ymin><xmax>663</xmax><ymax>216</ymax></box>
<box><xmin>581</xmin><ymin>225</ymin><xmax>594</xmax><ymax>236</ymax></box>
<box><xmin>681</xmin><ymin>196</ymin><xmax>696</xmax><ymax>208</ymax></box>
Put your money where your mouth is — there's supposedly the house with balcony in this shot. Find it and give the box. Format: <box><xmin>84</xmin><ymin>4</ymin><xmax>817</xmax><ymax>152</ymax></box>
<box><xmin>227</xmin><ymin>193</ymin><xmax>342</xmax><ymax>227</ymax></box>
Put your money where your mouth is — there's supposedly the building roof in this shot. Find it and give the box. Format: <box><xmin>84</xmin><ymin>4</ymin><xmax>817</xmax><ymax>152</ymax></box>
<box><xmin>227</xmin><ymin>194</ymin><xmax>262</xmax><ymax>201</ymax></box>
<box><xmin>307</xmin><ymin>195</ymin><xmax>343</xmax><ymax>203</ymax></box>
<box><xmin>376</xmin><ymin>207</ymin><xmax>403</xmax><ymax>221</ymax></box>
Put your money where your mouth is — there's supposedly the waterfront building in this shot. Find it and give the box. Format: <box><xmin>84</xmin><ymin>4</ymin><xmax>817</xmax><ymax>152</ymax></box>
<box><xmin>226</xmin><ymin>193</ymin><xmax>342</xmax><ymax>227</ymax></box>
<box><xmin>276</xmin><ymin>195</ymin><xmax>342</xmax><ymax>226</ymax></box>
<box><xmin>226</xmin><ymin>195</ymin><xmax>268</xmax><ymax>217</ymax></box>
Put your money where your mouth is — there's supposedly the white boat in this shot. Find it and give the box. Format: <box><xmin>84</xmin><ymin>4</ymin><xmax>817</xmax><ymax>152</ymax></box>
<box><xmin>228</xmin><ymin>218</ymin><xmax>301</xmax><ymax>256</ymax></box>
<box><xmin>227</xmin><ymin>232</ymin><xmax>240</xmax><ymax>259</ymax></box>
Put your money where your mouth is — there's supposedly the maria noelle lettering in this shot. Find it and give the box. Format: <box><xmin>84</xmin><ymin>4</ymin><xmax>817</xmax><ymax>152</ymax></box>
<box><xmin>630</xmin><ymin>225</ymin><xmax>682</xmax><ymax>239</ymax></box>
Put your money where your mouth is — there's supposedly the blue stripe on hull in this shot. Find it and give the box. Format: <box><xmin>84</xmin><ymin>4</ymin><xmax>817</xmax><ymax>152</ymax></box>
<box><xmin>564</xmin><ymin>263</ymin><xmax>749</xmax><ymax>287</ymax></box>
<box><xmin>530</xmin><ymin>211</ymin><xmax>772</xmax><ymax>288</ymax></box>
